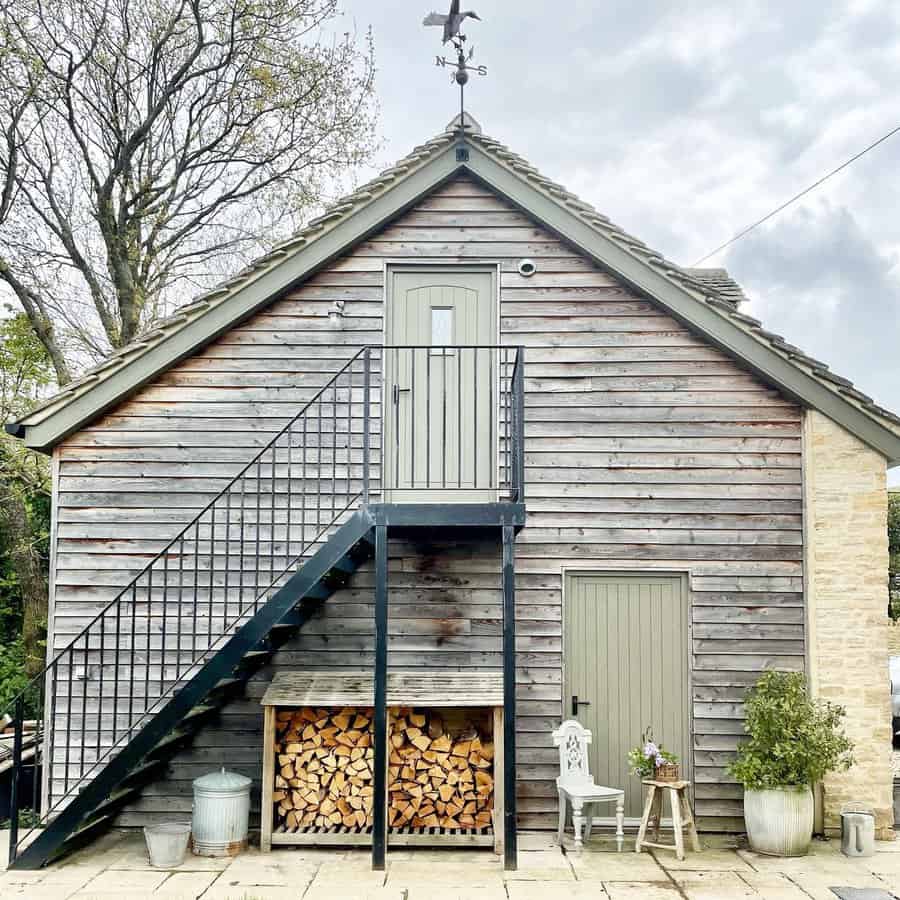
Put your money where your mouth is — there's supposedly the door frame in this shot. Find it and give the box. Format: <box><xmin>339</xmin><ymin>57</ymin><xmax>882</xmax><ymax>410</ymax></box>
<box><xmin>560</xmin><ymin>566</ymin><xmax>695</xmax><ymax>828</ymax></box>
<box><xmin>381</xmin><ymin>263</ymin><xmax>501</xmax><ymax>502</ymax></box>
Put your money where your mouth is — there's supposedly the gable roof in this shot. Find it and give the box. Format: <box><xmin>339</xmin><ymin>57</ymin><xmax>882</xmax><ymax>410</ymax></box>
<box><xmin>10</xmin><ymin>117</ymin><xmax>900</xmax><ymax>463</ymax></box>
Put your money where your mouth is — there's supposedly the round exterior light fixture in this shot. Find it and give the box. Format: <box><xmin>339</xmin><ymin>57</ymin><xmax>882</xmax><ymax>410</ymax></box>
<box><xmin>518</xmin><ymin>259</ymin><xmax>537</xmax><ymax>278</ymax></box>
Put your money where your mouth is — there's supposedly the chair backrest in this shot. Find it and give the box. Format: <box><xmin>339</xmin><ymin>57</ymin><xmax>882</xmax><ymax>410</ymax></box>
<box><xmin>552</xmin><ymin>719</ymin><xmax>593</xmax><ymax>787</ymax></box>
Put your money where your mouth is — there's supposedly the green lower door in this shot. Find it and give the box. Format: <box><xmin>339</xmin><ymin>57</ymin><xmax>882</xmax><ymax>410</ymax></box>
<box><xmin>564</xmin><ymin>572</ymin><xmax>691</xmax><ymax>823</ymax></box>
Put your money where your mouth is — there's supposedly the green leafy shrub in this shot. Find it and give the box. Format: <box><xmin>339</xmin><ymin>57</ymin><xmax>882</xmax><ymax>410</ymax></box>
<box><xmin>729</xmin><ymin>671</ymin><xmax>853</xmax><ymax>790</ymax></box>
<box><xmin>0</xmin><ymin>638</ymin><xmax>40</xmax><ymax>716</ymax></box>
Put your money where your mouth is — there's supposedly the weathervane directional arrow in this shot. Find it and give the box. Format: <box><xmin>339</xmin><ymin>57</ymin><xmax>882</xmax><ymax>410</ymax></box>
<box><xmin>423</xmin><ymin>1</ymin><xmax>488</xmax><ymax>129</ymax></box>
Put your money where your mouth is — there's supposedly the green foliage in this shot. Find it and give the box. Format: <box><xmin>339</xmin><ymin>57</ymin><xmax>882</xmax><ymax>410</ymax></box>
<box><xmin>0</xmin><ymin>313</ymin><xmax>52</xmax><ymax>716</ymax></box>
<box><xmin>0</xmin><ymin>638</ymin><xmax>40</xmax><ymax>714</ymax></box>
<box><xmin>889</xmin><ymin>493</ymin><xmax>900</xmax><ymax>619</ymax></box>
<box><xmin>0</xmin><ymin>313</ymin><xmax>54</xmax><ymax>419</ymax></box>
<box><xmin>0</xmin><ymin>807</ymin><xmax>41</xmax><ymax>830</ymax></box>
<box><xmin>729</xmin><ymin>671</ymin><xmax>854</xmax><ymax>789</ymax></box>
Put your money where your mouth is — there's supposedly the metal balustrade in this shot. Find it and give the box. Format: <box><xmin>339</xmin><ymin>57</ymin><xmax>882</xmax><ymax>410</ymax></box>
<box><xmin>2</xmin><ymin>344</ymin><xmax>524</xmax><ymax>864</ymax></box>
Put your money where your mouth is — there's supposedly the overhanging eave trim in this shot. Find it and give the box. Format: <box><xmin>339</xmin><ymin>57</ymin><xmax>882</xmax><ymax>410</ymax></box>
<box><xmin>18</xmin><ymin>145</ymin><xmax>462</xmax><ymax>453</ymax></box>
<box><xmin>461</xmin><ymin>145</ymin><xmax>900</xmax><ymax>465</ymax></box>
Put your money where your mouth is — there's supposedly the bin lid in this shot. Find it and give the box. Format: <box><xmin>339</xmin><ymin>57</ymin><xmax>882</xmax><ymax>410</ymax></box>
<box><xmin>193</xmin><ymin>768</ymin><xmax>251</xmax><ymax>793</ymax></box>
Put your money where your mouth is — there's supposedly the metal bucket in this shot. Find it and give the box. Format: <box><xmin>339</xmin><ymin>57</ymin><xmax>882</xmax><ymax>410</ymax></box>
<box><xmin>191</xmin><ymin>768</ymin><xmax>251</xmax><ymax>857</ymax></box>
<box><xmin>840</xmin><ymin>806</ymin><xmax>875</xmax><ymax>858</ymax></box>
<box><xmin>143</xmin><ymin>822</ymin><xmax>191</xmax><ymax>868</ymax></box>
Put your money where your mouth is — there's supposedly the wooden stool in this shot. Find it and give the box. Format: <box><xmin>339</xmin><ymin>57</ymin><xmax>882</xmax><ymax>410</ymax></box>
<box><xmin>634</xmin><ymin>779</ymin><xmax>700</xmax><ymax>861</ymax></box>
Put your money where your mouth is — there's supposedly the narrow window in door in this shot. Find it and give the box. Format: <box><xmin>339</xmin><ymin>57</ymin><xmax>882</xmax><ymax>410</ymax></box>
<box><xmin>430</xmin><ymin>307</ymin><xmax>453</xmax><ymax>353</ymax></box>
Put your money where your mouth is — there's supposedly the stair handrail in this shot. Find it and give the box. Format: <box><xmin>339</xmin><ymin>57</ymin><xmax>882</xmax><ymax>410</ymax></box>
<box><xmin>0</xmin><ymin>346</ymin><xmax>371</xmax><ymax>726</ymax></box>
<box><xmin>4</xmin><ymin>346</ymin><xmax>377</xmax><ymax>863</ymax></box>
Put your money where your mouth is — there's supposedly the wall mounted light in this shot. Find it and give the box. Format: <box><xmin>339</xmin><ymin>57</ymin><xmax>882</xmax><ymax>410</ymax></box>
<box><xmin>328</xmin><ymin>299</ymin><xmax>346</xmax><ymax>324</ymax></box>
<box><xmin>518</xmin><ymin>258</ymin><xmax>537</xmax><ymax>277</ymax></box>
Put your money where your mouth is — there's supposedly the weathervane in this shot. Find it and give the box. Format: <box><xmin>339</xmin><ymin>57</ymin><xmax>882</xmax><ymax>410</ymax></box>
<box><xmin>423</xmin><ymin>1</ymin><xmax>488</xmax><ymax>129</ymax></box>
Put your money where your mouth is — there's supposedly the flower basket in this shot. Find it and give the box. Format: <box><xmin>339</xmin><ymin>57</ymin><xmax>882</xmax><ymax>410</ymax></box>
<box><xmin>655</xmin><ymin>762</ymin><xmax>679</xmax><ymax>782</ymax></box>
<box><xmin>628</xmin><ymin>727</ymin><xmax>679</xmax><ymax>782</ymax></box>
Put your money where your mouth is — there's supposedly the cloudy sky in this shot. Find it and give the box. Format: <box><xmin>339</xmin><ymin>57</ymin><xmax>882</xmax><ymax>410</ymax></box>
<box><xmin>339</xmin><ymin>0</ymin><xmax>900</xmax><ymax>482</ymax></box>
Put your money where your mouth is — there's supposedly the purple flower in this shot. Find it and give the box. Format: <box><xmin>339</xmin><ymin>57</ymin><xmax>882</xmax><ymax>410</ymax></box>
<box><xmin>655</xmin><ymin>754</ymin><xmax>665</xmax><ymax>767</ymax></box>
<box><xmin>643</xmin><ymin>742</ymin><xmax>658</xmax><ymax>758</ymax></box>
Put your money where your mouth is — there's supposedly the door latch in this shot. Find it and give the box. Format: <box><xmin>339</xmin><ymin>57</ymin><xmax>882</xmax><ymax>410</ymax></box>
<box><xmin>571</xmin><ymin>695</ymin><xmax>591</xmax><ymax>717</ymax></box>
<box><xmin>391</xmin><ymin>384</ymin><xmax>410</xmax><ymax>404</ymax></box>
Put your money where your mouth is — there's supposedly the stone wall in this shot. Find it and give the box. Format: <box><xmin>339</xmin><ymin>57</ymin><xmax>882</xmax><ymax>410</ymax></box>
<box><xmin>804</xmin><ymin>410</ymin><xmax>894</xmax><ymax>837</ymax></box>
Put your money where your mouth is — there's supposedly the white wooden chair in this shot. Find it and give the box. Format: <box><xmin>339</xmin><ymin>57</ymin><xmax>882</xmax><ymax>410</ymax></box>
<box><xmin>552</xmin><ymin>719</ymin><xmax>625</xmax><ymax>850</ymax></box>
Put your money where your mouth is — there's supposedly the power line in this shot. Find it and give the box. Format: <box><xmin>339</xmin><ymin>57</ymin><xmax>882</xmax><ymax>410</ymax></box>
<box><xmin>692</xmin><ymin>121</ymin><xmax>900</xmax><ymax>266</ymax></box>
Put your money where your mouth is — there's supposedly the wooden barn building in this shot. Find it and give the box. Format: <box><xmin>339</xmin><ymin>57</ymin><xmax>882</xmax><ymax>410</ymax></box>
<box><xmin>6</xmin><ymin>114</ymin><xmax>898</xmax><ymax>869</ymax></box>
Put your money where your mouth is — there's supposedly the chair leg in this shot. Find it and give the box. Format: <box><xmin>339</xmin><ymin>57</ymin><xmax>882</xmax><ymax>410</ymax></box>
<box><xmin>557</xmin><ymin>790</ymin><xmax>566</xmax><ymax>846</ymax></box>
<box><xmin>615</xmin><ymin>794</ymin><xmax>625</xmax><ymax>847</ymax></box>
<box><xmin>682</xmin><ymin>791</ymin><xmax>701</xmax><ymax>853</ymax></box>
<box><xmin>635</xmin><ymin>784</ymin><xmax>655</xmax><ymax>855</ymax></box>
<box><xmin>669</xmin><ymin>788</ymin><xmax>685</xmax><ymax>861</ymax></box>
<box><xmin>583</xmin><ymin>802</ymin><xmax>592</xmax><ymax>844</ymax></box>
<box><xmin>572</xmin><ymin>798</ymin><xmax>585</xmax><ymax>852</ymax></box>
<box><xmin>650</xmin><ymin>789</ymin><xmax>662</xmax><ymax>842</ymax></box>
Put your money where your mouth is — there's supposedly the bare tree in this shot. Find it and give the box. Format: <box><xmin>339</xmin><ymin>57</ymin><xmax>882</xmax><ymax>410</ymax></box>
<box><xmin>0</xmin><ymin>0</ymin><xmax>377</xmax><ymax>381</ymax></box>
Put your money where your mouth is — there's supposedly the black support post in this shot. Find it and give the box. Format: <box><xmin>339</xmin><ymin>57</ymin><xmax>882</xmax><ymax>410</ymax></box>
<box><xmin>502</xmin><ymin>524</ymin><xmax>517</xmax><ymax>870</ymax></box>
<box><xmin>7</xmin><ymin>696</ymin><xmax>24</xmax><ymax>866</ymax></box>
<box><xmin>372</xmin><ymin>524</ymin><xmax>388</xmax><ymax>871</ymax></box>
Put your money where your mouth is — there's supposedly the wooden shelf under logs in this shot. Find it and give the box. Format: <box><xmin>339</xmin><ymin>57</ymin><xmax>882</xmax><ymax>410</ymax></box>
<box><xmin>260</xmin><ymin>671</ymin><xmax>504</xmax><ymax>853</ymax></box>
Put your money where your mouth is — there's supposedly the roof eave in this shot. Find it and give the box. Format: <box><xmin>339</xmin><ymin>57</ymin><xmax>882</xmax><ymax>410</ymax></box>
<box><xmin>15</xmin><ymin>143</ymin><xmax>463</xmax><ymax>454</ymax></box>
<box><xmin>460</xmin><ymin>142</ymin><xmax>900</xmax><ymax>466</ymax></box>
<box><xmin>12</xmin><ymin>131</ymin><xmax>900</xmax><ymax>467</ymax></box>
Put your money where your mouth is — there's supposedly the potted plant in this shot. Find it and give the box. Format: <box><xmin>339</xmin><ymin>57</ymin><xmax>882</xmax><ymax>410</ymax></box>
<box><xmin>729</xmin><ymin>671</ymin><xmax>853</xmax><ymax>857</ymax></box>
<box><xmin>628</xmin><ymin>728</ymin><xmax>680</xmax><ymax>781</ymax></box>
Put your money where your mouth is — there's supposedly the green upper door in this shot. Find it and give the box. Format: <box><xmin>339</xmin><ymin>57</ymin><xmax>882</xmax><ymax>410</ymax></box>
<box><xmin>564</xmin><ymin>572</ymin><xmax>691</xmax><ymax>822</ymax></box>
<box><xmin>384</xmin><ymin>268</ymin><xmax>497</xmax><ymax>502</ymax></box>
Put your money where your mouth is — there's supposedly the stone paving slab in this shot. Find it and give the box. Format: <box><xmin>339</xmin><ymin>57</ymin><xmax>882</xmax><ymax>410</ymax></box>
<box><xmin>789</xmin><ymin>874</ymin><xmax>900</xmax><ymax>900</ymax></box>
<box><xmin>568</xmin><ymin>847</ymin><xmax>668</xmax><ymax>881</ymax></box>
<box><xmin>3</xmin><ymin>829</ymin><xmax>900</xmax><ymax>899</ymax></box>
<box><xmin>673</xmin><ymin>870</ymin><xmax>760</xmax><ymax>898</ymax></box>
<box><xmin>657</xmin><ymin>847</ymin><xmax>758</xmax><ymax>872</ymax></box>
<box><xmin>152</xmin><ymin>871</ymin><xmax>220</xmax><ymax>899</ymax></box>
<box><xmin>603</xmin><ymin>882</ymin><xmax>682</xmax><ymax>898</ymax></box>
<box><xmin>68</xmin><ymin>867</ymin><xmax>170</xmax><ymax>896</ymax></box>
<box><xmin>738</xmin><ymin>871</ymin><xmax>817</xmax><ymax>900</ymax></box>
<box><xmin>506</xmin><ymin>880</ymin><xmax>610</xmax><ymax>898</ymax></box>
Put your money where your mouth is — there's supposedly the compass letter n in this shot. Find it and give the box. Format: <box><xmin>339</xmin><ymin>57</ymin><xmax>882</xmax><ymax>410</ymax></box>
<box><xmin>435</xmin><ymin>56</ymin><xmax>447</xmax><ymax>67</ymax></box>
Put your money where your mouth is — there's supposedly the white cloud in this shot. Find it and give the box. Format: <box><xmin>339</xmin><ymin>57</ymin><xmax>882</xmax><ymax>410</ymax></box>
<box><xmin>342</xmin><ymin>0</ymin><xmax>900</xmax><ymax>479</ymax></box>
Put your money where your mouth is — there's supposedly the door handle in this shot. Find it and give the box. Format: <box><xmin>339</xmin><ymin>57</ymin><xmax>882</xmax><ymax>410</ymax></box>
<box><xmin>571</xmin><ymin>695</ymin><xmax>591</xmax><ymax>717</ymax></box>
<box><xmin>391</xmin><ymin>385</ymin><xmax>411</xmax><ymax>404</ymax></box>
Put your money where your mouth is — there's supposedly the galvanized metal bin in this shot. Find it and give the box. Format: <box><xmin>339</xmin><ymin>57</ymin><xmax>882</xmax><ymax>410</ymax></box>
<box><xmin>192</xmin><ymin>768</ymin><xmax>251</xmax><ymax>857</ymax></box>
<box><xmin>840</xmin><ymin>806</ymin><xmax>875</xmax><ymax>858</ymax></box>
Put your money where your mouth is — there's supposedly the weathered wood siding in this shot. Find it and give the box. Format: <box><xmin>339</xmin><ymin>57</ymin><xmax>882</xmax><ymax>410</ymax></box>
<box><xmin>52</xmin><ymin>175</ymin><xmax>804</xmax><ymax>830</ymax></box>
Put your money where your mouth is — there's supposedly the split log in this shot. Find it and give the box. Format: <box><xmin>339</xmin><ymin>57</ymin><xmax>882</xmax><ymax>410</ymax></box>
<box><xmin>272</xmin><ymin>705</ymin><xmax>494</xmax><ymax>833</ymax></box>
<box><xmin>386</xmin><ymin>707</ymin><xmax>494</xmax><ymax>831</ymax></box>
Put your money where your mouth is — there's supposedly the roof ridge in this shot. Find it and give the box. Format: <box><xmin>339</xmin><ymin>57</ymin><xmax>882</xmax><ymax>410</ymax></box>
<box><xmin>13</xmin><ymin>122</ymin><xmax>900</xmax><ymax>444</ymax></box>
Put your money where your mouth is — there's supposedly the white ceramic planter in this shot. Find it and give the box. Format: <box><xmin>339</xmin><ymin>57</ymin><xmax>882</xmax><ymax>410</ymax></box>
<box><xmin>744</xmin><ymin>786</ymin><xmax>814</xmax><ymax>857</ymax></box>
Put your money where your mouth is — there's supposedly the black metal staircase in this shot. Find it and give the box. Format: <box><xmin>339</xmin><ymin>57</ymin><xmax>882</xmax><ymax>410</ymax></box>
<box><xmin>3</xmin><ymin>345</ymin><xmax>525</xmax><ymax>871</ymax></box>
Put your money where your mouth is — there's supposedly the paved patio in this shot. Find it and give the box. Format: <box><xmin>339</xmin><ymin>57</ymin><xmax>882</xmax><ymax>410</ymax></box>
<box><xmin>2</xmin><ymin>830</ymin><xmax>899</xmax><ymax>899</ymax></box>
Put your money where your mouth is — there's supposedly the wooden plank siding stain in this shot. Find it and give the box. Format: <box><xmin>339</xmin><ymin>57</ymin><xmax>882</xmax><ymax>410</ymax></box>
<box><xmin>52</xmin><ymin>175</ymin><xmax>803</xmax><ymax>831</ymax></box>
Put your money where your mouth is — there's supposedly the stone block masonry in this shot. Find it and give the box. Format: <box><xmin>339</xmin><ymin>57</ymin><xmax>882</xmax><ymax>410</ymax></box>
<box><xmin>804</xmin><ymin>409</ymin><xmax>894</xmax><ymax>837</ymax></box>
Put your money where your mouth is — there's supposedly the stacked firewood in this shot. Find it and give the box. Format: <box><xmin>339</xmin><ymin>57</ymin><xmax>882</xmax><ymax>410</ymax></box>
<box><xmin>273</xmin><ymin>707</ymin><xmax>375</xmax><ymax>830</ymax></box>
<box><xmin>388</xmin><ymin>708</ymin><xmax>493</xmax><ymax>830</ymax></box>
<box><xmin>272</xmin><ymin>706</ymin><xmax>494</xmax><ymax>832</ymax></box>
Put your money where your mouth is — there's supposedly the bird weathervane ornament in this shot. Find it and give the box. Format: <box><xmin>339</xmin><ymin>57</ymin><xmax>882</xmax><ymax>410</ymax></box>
<box><xmin>424</xmin><ymin>1</ymin><xmax>487</xmax><ymax>129</ymax></box>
